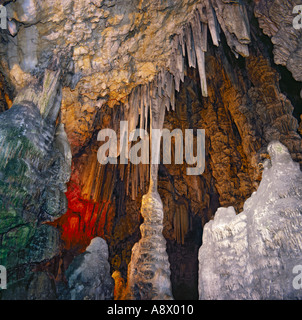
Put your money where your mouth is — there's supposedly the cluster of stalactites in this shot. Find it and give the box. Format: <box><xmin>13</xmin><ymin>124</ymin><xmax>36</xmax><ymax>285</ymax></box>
<box><xmin>110</xmin><ymin>0</ymin><xmax>251</xmax><ymax>200</ymax></box>
<box><xmin>121</xmin><ymin>0</ymin><xmax>251</xmax><ymax>129</ymax></box>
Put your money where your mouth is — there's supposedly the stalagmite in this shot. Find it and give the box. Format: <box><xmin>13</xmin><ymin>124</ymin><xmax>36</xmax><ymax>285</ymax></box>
<box><xmin>63</xmin><ymin>237</ymin><xmax>114</xmax><ymax>300</ymax></box>
<box><xmin>199</xmin><ymin>142</ymin><xmax>302</xmax><ymax>300</ymax></box>
<box><xmin>1</xmin><ymin>0</ymin><xmax>292</xmax><ymax>302</ymax></box>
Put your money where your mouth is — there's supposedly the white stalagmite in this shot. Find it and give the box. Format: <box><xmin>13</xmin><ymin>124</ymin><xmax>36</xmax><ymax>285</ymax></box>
<box><xmin>199</xmin><ymin>141</ymin><xmax>302</xmax><ymax>300</ymax></box>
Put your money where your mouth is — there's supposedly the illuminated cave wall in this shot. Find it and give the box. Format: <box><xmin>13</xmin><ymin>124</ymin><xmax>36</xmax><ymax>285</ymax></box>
<box><xmin>0</xmin><ymin>0</ymin><xmax>301</xmax><ymax>300</ymax></box>
<box><xmin>51</xmin><ymin>32</ymin><xmax>301</xmax><ymax>299</ymax></box>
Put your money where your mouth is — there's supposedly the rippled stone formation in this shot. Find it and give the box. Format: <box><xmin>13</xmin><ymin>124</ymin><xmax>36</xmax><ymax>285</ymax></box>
<box><xmin>0</xmin><ymin>69</ymin><xmax>71</xmax><ymax>299</ymax></box>
<box><xmin>254</xmin><ymin>0</ymin><xmax>302</xmax><ymax>82</ymax></box>
<box><xmin>199</xmin><ymin>141</ymin><xmax>302</xmax><ymax>300</ymax></box>
<box><xmin>125</xmin><ymin>190</ymin><xmax>173</xmax><ymax>300</ymax></box>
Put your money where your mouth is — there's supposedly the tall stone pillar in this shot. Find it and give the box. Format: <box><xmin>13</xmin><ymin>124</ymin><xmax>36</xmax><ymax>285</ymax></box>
<box><xmin>124</xmin><ymin>93</ymin><xmax>173</xmax><ymax>300</ymax></box>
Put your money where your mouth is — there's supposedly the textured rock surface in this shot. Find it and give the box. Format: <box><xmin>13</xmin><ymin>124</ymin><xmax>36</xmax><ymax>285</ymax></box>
<box><xmin>199</xmin><ymin>141</ymin><xmax>302</xmax><ymax>300</ymax></box>
<box><xmin>60</xmin><ymin>237</ymin><xmax>114</xmax><ymax>300</ymax></box>
<box><xmin>2</xmin><ymin>0</ymin><xmax>250</xmax><ymax>97</ymax></box>
<box><xmin>0</xmin><ymin>69</ymin><xmax>71</xmax><ymax>299</ymax></box>
<box><xmin>0</xmin><ymin>0</ymin><xmax>254</xmax><ymax>153</ymax></box>
<box><xmin>254</xmin><ymin>0</ymin><xmax>302</xmax><ymax>82</ymax></box>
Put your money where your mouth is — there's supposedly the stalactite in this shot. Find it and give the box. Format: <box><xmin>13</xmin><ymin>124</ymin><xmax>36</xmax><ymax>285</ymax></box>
<box><xmin>190</xmin><ymin>10</ymin><xmax>208</xmax><ymax>97</ymax></box>
<box><xmin>201</xmin><ymin>23</ymin><xmax>208</xmax><ymax>52</ymax></box>
<box><xmin>131</xmin><ymin>162</ymin><xmax>138</xmax><ymax>201</ymax></box>
<box><xmin>139</xmin><ymin>162</ymin><xmax>144</xmax><ymax>192</ymax></box>
<box><xmin>174</xmin><ymin>202</ymin><xmax>189</xmax><ymax>245</ymax></box>
<box><xmin>205</xmin><ymin>0</ymin><xmax>220</xmax><ymax>47</ymax></box>
<box><xmin>101</xmin><ymin>164</ymin><xmax>117</xmax><ymax>202</ymax></box>
<box><xmin>143</xmin><ymin>84</ymin><xmax>149</xmax><ymax>130</ymax></box>
<box><xmin>125</xmin><ymin>163</ymin><xmax>131</xmax><ymax>197</ymax></box>
<box><xmin>185</xmin><ymin>25</ymin><xmax>197</xmax><ymax>69</ymax></box>
<box><xmin>82</xmin><ymin>153</ymin><xmax>98</xmax><ymax>200</ymax></box>
<box><xmin>210</xmin><ymin>0</ymin><xmax>250</xmax><ymax>57</ymax></box>
<box><xmin>93</xmin><ymin>163</ymin><xmax>103</xmax><ymax>202</ymax></box>
<box><xmin>160</xmin><ymin>0</ymin><xmax>250</xmax><ymax>99</ymax></box>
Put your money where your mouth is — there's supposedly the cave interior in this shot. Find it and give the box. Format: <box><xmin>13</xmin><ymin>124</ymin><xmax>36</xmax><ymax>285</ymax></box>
<box><xmin>0</xmin><ymin>0</ymin><xmax>302</xmax><ymax>300</ymax></box>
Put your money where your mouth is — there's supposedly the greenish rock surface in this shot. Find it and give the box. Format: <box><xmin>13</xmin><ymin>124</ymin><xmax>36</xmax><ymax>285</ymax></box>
<box><xmin>0</xmin><ymin>101</ymin><xmax>71</xmax><ymax>299</ymax></box>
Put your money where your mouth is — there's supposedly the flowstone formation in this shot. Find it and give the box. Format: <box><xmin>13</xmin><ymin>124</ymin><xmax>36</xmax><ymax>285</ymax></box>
<box><xmin>0</xmin><ymin>68</ymin><xmax>72</xmax><ymax>299</ymax></box>
<box><xmin>199</xmin><ymin>141</ymin><xmax>302</xmax><ymax>300</ymax></box>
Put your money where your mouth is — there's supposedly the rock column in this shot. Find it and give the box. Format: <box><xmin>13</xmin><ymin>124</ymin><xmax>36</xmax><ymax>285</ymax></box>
<box><xmin>125</xmin><ymin>93</ymin><xmax>173</xmax><ymax>300</ymax></box>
